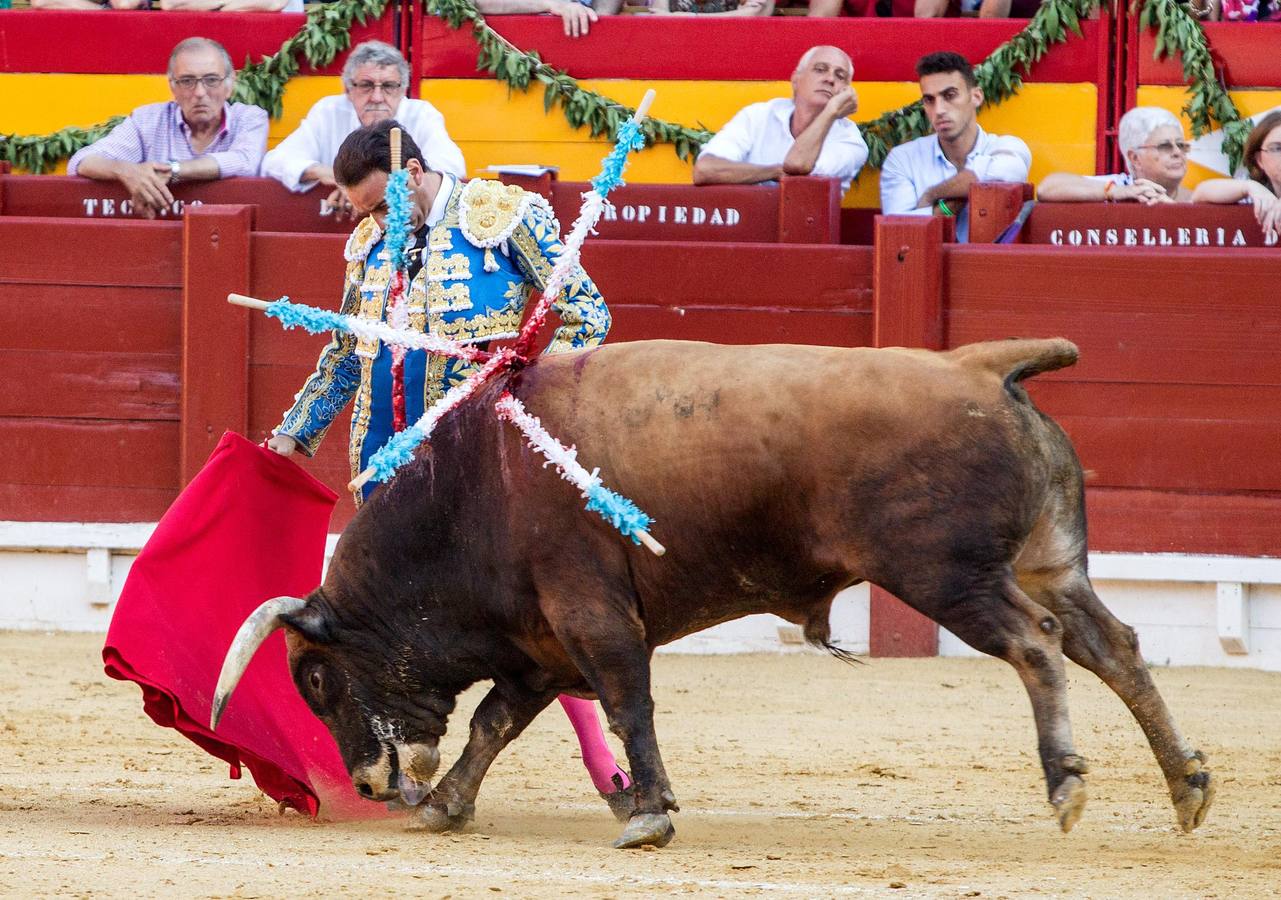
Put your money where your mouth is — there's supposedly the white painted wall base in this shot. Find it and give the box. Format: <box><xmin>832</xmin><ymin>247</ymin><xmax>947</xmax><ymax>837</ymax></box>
<box><xmin>2</xmin><ymin>521</ymin><xmax>1279</xmax><ymax>670</ymax></box>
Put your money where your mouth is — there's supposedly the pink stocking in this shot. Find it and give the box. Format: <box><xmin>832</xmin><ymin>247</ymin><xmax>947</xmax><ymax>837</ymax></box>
<box><xmin>557</xmin><ymin>694</ymin><xmax>631</xmax><ymax>794</ymax></box>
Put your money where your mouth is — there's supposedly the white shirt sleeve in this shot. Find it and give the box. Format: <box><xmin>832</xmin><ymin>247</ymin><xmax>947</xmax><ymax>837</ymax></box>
<box><xmin>698</xmin><ymin>105</ymin><xmax>759</xmax><ymax>164</ymax></box>
<box><xmin>811</xmin><ymin>121</ymin><xmax>868</xmax><ymax>185</ymax></box>
<box><xmin>879</xmin><ymin>144</ymin><xmax>929</xmax><ymax>215</ymax></box>
<box><xmin>968</xmin><ymin>135</ymin><xmax>1032</xmax><ymax>184</ymax></box>
<box><xmin>261</xmin><ymin>100</ymin><xmax>332</xmax><ymax>193</ymax></box>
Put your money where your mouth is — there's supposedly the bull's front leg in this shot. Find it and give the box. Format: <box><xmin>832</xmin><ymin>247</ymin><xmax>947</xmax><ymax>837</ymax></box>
<box><xmin>551</xmin><ymin>625</ymin><xmax>679</xmax><ymax>849</ymax></box>
<box><xmin>407</xmin><ymin>683</ymin><xmax>555</xmax><ymax>833</ymax></box>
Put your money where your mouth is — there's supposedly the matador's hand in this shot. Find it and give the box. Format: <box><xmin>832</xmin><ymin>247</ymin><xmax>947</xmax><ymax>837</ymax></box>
<box><xmin>266</xmin><ymin>434</ymin><xmax>299</xmax><ymax>457</ymax></box>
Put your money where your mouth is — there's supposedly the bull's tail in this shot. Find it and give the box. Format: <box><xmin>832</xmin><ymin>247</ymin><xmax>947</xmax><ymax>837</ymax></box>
<box><xmin>949</xmin><ymin>338</ymin><xmax>1079</xmax><ymax>386</ymax></box>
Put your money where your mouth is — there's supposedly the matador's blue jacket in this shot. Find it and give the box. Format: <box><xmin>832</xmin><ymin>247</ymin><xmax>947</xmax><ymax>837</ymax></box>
<box><xmin>274</xmin><ymin>176</ymin><xmax>610</xmax><ymax>501</ymax></box>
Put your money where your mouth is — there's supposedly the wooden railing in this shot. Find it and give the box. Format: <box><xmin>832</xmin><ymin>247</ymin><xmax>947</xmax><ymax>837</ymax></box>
<box><xmin>0</xmin><ymin>173</ymin><xmax>845</xmax><ymax>243</ymax></box>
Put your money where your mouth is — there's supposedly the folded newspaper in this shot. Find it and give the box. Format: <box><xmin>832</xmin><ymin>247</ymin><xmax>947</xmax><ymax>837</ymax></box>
<box><xmin>481</xmin><ymin>164</ymin><xmax>560</xmax><ymax>177</ymax></box>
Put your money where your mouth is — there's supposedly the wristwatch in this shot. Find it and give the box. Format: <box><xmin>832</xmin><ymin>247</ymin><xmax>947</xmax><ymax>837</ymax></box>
<box><xmin>168</xmin><ymin>160</ymin><xmax>181</xmax><ymax>184</ymax></box>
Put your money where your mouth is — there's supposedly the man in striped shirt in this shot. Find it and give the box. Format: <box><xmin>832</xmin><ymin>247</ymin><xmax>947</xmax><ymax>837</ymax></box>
<box><xmin>68</xmin><ymin>37</ymin><xmax>267</xmax><ymax>219</ymax></box>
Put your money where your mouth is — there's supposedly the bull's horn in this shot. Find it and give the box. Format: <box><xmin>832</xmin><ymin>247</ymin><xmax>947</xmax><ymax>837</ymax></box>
<box><xmin>210</xmin><ymin>596</ymin><xmax>306</xmax><ymax>731</ymax></box>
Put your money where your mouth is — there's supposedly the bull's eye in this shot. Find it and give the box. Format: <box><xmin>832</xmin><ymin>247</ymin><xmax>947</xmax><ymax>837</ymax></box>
<box><xmin>309</xmin><ymin>670</ymin><xmax>323</xmax><ymax>693</ymax></box>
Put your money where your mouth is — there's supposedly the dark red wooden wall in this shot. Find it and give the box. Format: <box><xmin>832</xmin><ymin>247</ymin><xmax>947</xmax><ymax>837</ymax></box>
<box><xmin>4</xmin><ymin>198</ymin><xmax>1276</xmax><ymax>558</ymax></box>
<box><xmin>0</xmin><ymin>219</ymin><xmax>183</xmax><ymax>521</ymax></box>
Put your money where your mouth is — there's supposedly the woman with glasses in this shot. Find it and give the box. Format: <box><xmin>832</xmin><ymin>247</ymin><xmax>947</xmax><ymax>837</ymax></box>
<box><xmin>1037</xmin><ymin>107</ymin><xmax>1193</xmax><ymax>204</ymax></box>
<box><xmin>1191</xmin><ymin>111</ymin><xmax>1281</xmax><ymax>243</ymax></box>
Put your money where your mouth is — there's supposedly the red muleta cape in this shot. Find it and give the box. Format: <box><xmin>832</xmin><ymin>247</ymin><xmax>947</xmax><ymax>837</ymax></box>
<box><xmin>102</xmin><ymin>431</ymin><xmax>377</xmax><ymax>819</ymax></box>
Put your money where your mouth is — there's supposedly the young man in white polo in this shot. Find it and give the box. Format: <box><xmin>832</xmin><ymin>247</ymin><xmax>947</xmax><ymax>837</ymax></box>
<box><xmin>880</xmin><ymin>51</ymin><xmax>1032</xmax><ymax>220</ymax></box>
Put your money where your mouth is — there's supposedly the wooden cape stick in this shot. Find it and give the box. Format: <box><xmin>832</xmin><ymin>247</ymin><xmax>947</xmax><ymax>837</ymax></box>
<box><xmin>225</xmin><ymin>295</ymin><xmax>499</xmax><ymax>353</ymax></box>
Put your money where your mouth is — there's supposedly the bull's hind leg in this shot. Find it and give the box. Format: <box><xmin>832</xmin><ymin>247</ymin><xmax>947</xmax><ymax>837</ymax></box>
<box><xmin>1041</xmin><ymin>573</ymin><xmax>1215</xmax><ymax>832</ymax></box>
<box><xmin>408</xmin><ymin>684</ymin><xmax>556</xmax><ymax>833</ymax></box>
<box><xmin>925</xmin><ymin>574</ymin><xmax>1090</xmax><ymax>832</ymax></box>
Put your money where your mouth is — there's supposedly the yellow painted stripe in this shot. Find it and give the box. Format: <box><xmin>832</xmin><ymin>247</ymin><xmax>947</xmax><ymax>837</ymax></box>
<box><xmin>1137</xmin><ymin>85</ymin><xmax>1281</xmax><ymax>187</ymax></box>
<box><xmin>0</xmin><ymin>74</ymin><xmax>340</xmax><ymax>173</ymax></box>
<box><xmin>2</xmin><ymin>73</ymin><xmax>1096</xmax><ymax>208</ymax></box>
<box><xmin>427</xmin><ymin>79</ymin><xmax>1097</xmax><ymax>208</ymax></box>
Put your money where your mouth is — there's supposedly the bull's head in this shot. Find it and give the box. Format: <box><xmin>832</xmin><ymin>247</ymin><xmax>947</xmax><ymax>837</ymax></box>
<box><xmin>210</xmin><ymin>594</ymin><xmax>454</xmax><ymax>806</ymax></box>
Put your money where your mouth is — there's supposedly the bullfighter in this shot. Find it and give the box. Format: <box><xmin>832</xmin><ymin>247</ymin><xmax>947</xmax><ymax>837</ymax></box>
<box><xmin>266</xmin><ymin>119</ymin><xmax>610</xmax><ymax>498</ymax></box>
<box><xmin>264</xmin><ymin>119</ymin><xmax>625</xmax><ymax>813</ymax></box>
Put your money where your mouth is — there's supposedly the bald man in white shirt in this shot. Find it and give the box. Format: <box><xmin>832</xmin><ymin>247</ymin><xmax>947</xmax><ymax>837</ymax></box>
<box><xmin>262</xmin><ymin>41</ymin><xmax>465</xmax><ymax>214</ymax></box>
<box><xmin>693</xmin><ymin>46</ymin><xmax>868</xmax><ymax>195</ymax></box>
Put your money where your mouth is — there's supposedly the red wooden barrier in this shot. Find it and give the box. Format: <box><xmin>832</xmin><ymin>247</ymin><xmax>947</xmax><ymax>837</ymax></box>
<box><xmin>1</xmin><ymin>199</ymin><xmax>1278</xmax><ymax>657</ymax></box>
<box><xmin>0</xmin><ymin>176</ymin><xmax>352</xmax><ymax>234</ymax></box>
<box><xmin>499</xmin><ymin>174</ymin><xmax>845</xmax><ymax>244</ymax></box>
<box><xmin>0</xmin><ymin>9</ymin><xmax>391</xmax><ymax>75</ymax></box>
<box><xmin>1022</xmin><ymin>202</ymin><xmax>1276</xmax><ymax>248</ymax></box>
<box><xmin>0</xmin><ymin>217</ymin><xmax>182</xmax><ymax>521</ymax></box>
<box><xmin>966</xmin><ymin>182</ymin><xmax>1031</xmax><ymax>244</ymax></box>
<box><xmin>181</xmin><ymin>206</ymin><xmax>253</xmax><ymax>485</ymax></box>
<box><xmin>873</xmin><ymin>215</ymin><xmax>948</xmax><ymax>350</ymax></box>
<box><xmin>2</xmin><ymin>174</ymin><xmax>848</xmax><ymax>243</ymax></box>
<box><xmin>946</xmin><ymin>242</ymin><xmax>1281</xmax><ymax>556</ymax></box>
<box><xmin>867</xmin><ymin>213</ymin><xmax>952</xmax><ymax>656</ymax></box>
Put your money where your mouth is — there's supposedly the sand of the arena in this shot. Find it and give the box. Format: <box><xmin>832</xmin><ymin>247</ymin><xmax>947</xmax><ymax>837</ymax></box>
<box><xmin>1</xmin><ymin>632</ymin><xmax>1277</xmax><ymax>898</ymax></box>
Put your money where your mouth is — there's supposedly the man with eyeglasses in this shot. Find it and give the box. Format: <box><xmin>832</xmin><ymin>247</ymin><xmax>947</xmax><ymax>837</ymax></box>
<box><xmin>67</xmin><ymin>37</ymin><xmax>267</xmax><ymax>219</ymax></box>
<box><xmin>262</xmin><ymin>40</ymin><xmax>465</xmax><ymax>217</ymax></box>
<box><xmin>1038</xmin><ymin>107</ymin><xmax>1193</xmax><ymax>204</ymax></box>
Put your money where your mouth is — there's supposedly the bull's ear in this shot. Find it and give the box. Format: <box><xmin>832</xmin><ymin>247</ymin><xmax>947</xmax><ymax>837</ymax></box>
<box><xmin>281</xmin><ymin>604</ymin><xmax>334</xmax><ymax>644</ymax></box>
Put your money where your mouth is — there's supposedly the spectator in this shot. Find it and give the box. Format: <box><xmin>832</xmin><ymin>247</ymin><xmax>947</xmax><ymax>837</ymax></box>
<box><xmin>475</xmin><ymin>0</ymin><xmax>612</xmax><ymax>38</ymax></box>
<box><xmin>1192</xmin><ymin>111</ymin><xmax>1281</xmax><ymax>242</ymax></box>
<box><xmin>1038</xmin><ymin>107</ymin><xmax>1191</xmax><ymax>204</ymax></box>
<box><xmin>30</xmin><ymin>0</ymin><xmax>146</xmax><ymax>8</ymax></box>
<box><xmin>262</xmin><ymin>40</ymin><xmax>465</xmax><ymax>215</ymax></box>
<box><xmin>692</xmin><ymin>46</ymin><xmax>867</xmax><ymax>193</ymax></box>
<box><xmin>650</xmin><ymin>0</ymin><xmax>774</xmax><ymax>16</ymax></box>
<box><xmin>67</xmin><ymin>38</ymin><xmax>267</xmax><ymax>219</ymax></box>
<box><xmin>880</xmin><ymin>51</ymin><xmax>1031</xmax><ymax>216</ymax></box>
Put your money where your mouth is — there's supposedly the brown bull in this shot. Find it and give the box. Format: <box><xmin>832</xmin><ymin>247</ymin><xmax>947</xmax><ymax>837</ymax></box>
<box><xmin>213</xmin><ymin>338</ymin><xmax>1215</xmax><ymax>848</ymax></box>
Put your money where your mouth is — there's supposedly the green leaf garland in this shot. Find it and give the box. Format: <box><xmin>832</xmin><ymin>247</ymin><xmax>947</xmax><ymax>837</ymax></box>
<box><xmin>1138</xmin><ymin>0</ymin><xmax>1249</xmax><ymax>171</ymax></box>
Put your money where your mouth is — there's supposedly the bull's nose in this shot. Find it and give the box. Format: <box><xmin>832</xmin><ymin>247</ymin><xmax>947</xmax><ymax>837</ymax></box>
<box><xmin>355</xmin><ymin>781</ymin><xmax>375</xmax><ymax>799</ymax></box>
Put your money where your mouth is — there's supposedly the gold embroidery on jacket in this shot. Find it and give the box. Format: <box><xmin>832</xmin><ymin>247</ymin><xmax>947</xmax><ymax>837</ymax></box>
<box><xmin>423</xmin><ymin>353</ymin><xmax>449</xmax><ymax>413</ymax></box>
<box><xmin>348</xmin><ymin>353</ymin><xmax>377</xmax><ymax>500</ymax></box>
<box><xmin>406</xmin><ymin>277</ymin><xmax>428</xmax><ymax>331</ymax></box>
<box><xmin>426</xmin><ymin>253</ymin><xmax>471</xmax><ymax>282</ymax></box>
<box><xmin>361</xmin><ymin>261</ymin><xmax>391</xmax><ymax>291</ymax></box>
<box><xmin>428</xmin><ymin>282</ymin><xmax>472</xmax><ymax>314</ymax></box>
<box><xmin>460</xmin><ymin>180</ymin><xmax>527</xmax><ymax>245</ymax></box>
<box><xmin>433</xmin><ymin>306</ymin><xmax>524</xmax><ymax>342</ymax></box>
<box><xmin>509</xmin><ymin>226</ymin><xmax>554</xmax><ymax>287</ymax></box>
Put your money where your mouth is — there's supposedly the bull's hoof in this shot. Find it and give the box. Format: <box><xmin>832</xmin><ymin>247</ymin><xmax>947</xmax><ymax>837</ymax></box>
<box><xmin>406</xmin><ymin>799</ymin><xmax>475</xmax><ymax>833</ymax></box>
<box><xmin>1172</xmin><ymin>751</ymin><xmax>1215</xmax><ymax>832</ymax></box>
<box><xmin>1050</xmin><ymin>774</ymin><xmax>1087</xmax><ymax>833</ymax></box>
<box><xmin>600</xmin><ymin>772</ymin><xmax>636</xmax><ymax>823</ymax></box>
<box><xmin>612</xmin><ymin>813</ymin><xmax>675</xmax><ymax>849</ymax></box>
